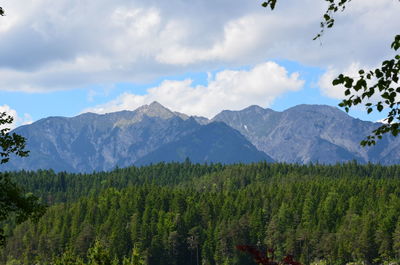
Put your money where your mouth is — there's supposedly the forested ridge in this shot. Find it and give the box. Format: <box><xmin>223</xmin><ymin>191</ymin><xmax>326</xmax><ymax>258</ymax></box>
<box><xmin>2</xmin><ymin>162</ymin><xmax>400</xmax><ymax>265</ymax></box>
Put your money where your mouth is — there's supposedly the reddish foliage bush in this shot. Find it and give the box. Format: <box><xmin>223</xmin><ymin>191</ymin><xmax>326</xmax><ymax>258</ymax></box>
<box><xmin>236</xmin><ymin>245</ymin><xmax>302</xmax><ymax>265</ymax></box>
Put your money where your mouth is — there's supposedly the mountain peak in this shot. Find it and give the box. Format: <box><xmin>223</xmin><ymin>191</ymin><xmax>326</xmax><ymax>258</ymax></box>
<box><xmin>242</xmin><ymin>104</ymin><xmax>276</xmax><ymax>114</ymax></box>
<box><xmin>149</xmin><ymin>101</ymin><xmax>164</xmax><ymax>108</ymax></box>
<box><xmin>285</xmin><ymin>104</ymin><xmax>349</xmax><ymax>119</ymax></box>
<box><xmin>136</xmin><ymin>101</ymin><xmax>176</xmax><ymax>119</ymax></box>
<box><xmin>244</xmin><ymin>105</ymin><xmax>264</xmax><ymax>111</ymax></box>
<box><xmin>286</xmin><ymin>104</ymin><xmax>339</xmax><ymax>112</ymax></box>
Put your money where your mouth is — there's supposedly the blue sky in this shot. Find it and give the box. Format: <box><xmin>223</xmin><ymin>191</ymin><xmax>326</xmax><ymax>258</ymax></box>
<box><xmin>0</xmin><ymin>0</ymin><xmax>399</xmax><ymax>126</ymax></box>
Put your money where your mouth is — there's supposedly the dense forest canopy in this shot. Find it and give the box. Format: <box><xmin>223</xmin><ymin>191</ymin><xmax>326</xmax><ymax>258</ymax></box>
<box><xmin>1</xmin><ymin>161</ymin><xmax>400</xmax><ymax>265</ymax></box>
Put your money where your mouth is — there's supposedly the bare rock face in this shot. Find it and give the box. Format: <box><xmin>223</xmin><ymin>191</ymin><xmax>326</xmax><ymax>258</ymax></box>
<box><xmin>3</xmin><ymin>102</ymin><xmax>272</xmax><ymax>172</ymax></box>
<box><xmin>212</xmin><ymin>104</ymin><xmax>399</xmax><ymax>164</ymax></box>
<box><xmin>136</xmin><ymin>121</ymin><xmax>273</xmax><ymax>166</ymax></box>
<box><xmin>4</xmin><ymin>102</ymin><xmax>400</xmax><ymax>173</ymax></box>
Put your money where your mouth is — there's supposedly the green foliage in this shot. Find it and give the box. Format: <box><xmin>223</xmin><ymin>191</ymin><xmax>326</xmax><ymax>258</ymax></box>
<box><xmin>262</xmin><ymin>0</ymin><xmax>351</xmax><ymax>40</ymax></box>
<box><xmin>261</xmin><ymin>0</ymin><xmax>277</xmax><ymax>10</ymax></box>
<box><xmin>122</xmin><ymin>245</ymin><xmax>146</xmax><ymax>265</ymax></box>
<box><xmin>52</xmin><ymin>249</ymin><xmax>84</xmax><ymax>265</ymax></box>
<box><xmin>0</xmin><ymin>173</ymin><xmax>46</xmax><ymax>246</ymax></box>
<box><xmin>314</xmin><ymin>0</ymin><xmax>350</xmax><ymax>40</ymax></box>
<box><xmin>2</xmin><ymin>162</ymin><xmax>400</xmax><ymax>264</ymax></box>
<box><xmin>87</xmin><ymin>239</ymin><xmax>113</xmax><ymax>265</ymax></box>
<box><xmin>0</xmin><ymin>112</ymin><xmax>29</xmax><ymax>164</ymax></box>
<box><xmin>337</xmin><ymin>35</ymin><xmax>400</xmax><ymax>146</ymax></box>
<box><xmin>0</xmin><ymin>112</ymin><xmax>45</xmax><ymax>247</ymax></box>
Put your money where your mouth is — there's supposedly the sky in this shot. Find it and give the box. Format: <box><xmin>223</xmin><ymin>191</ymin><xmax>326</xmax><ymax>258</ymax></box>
<box><xmin>0</xmin><ymin>0</ymin><xmax>399</xmax><ymax>128</ymax></box>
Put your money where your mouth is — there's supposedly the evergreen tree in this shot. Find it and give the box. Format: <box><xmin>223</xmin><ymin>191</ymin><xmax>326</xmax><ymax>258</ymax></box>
<box><xmin>87</xmin><ymin>239</ymin><xmax>113</xmax><ymax>265</ymax></box>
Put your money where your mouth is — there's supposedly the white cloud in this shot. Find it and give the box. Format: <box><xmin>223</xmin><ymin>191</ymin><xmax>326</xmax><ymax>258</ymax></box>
<box><xmin>0</xmin><ymin>105</ymin><xmax>33</xmax><ymax>130</ymax></box>
<box><xmin>318</xmin><ymin>59</ymin><xmax>392</xmax><ymax>106</ymax></box>
<box><xmin>84</xmin><ymin>61</ymin><xmax>304</xmax><ymax>117</ymax></box>
<box><xmin>319</xmin><ymin>62</ymin><xmax>365</xmax><ymax>99</ymax></box>
<box><xmin>0</xmin><ymin>0</ymin><xmax>398</xmax><ymax>92</ymax></box>
<box><xmin>156</xmin><ymin>14</ymin><xmax>267</xmax><ymax>65</ymax></box>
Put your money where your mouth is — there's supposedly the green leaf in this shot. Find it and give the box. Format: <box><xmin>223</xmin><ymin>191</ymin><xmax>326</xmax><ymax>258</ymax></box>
<box><xmin>262</xmin><ymin>0</ymin><xmax>277</xmax><ymax>10</ymax></box>
<box><xmin>344</xmin><ymin>78</ymin><xmax>353</xmax><ymax>88</ymax></box>
<box><xmin>375</xmin><ymin>69</ymin><xmax>383</xmax><ymax>78</ymax></box>
<box><xmin>332</xmin><ymin>79</ymin><xmax>341</xmax><ymax>85</ymax></box>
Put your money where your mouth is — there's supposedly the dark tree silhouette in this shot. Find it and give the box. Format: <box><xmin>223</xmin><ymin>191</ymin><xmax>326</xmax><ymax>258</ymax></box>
<box><xmin>0</xmin><ymin>112</ymin><xmax>29</xmax><ymax>164</ymax></box>
<box><xmin>0</xmin><ymin>112</ymin><xmax>45</xmax><ymax>246</ymax></box>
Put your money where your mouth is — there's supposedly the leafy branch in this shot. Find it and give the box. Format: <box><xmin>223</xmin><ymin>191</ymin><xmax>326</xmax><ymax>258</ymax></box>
<box><xmin>262</xmin><ymin>0</ymin><xmax>351</xmax><ymax>40</ymax></box>
<box><xmin>336</xmin><ymin>35</ymin><xmax>400</xmax><ymax>146</ymax></box>
<box><xmin>0</xmin><ymin>112</ymin><xmax>29</xmax><ymax>164</ymax></box>
<box><xmin>0</xmin><ymin>174</ymin><xmax>46</xmax><ymax>246</ymax></box>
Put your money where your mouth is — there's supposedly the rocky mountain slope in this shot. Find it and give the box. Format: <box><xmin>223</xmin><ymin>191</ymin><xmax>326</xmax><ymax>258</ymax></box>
<box><xmin>3</xmin><ymin>102</ymin><xmax>272</xmax><ymax>172</ymax></box>
<box><xmin>212</xmin><ymin>104</ymin><xmax>400</xmax><ymax>164</ymax></box>
<box><xmin>3</xmin><ymin>102</ymin><xmax>400</xmax><ymax>173</ymax></box>
<box><xmin>136</xmin><ymin>121</ymin><xmax>272</xmax><ymax>165</ymax></box>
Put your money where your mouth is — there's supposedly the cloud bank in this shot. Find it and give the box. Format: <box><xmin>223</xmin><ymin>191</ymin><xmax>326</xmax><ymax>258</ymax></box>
<box><xmin>0</xmin><ymin>0</ymin><xmax>398</xmax><ymax>92</ymax></box>
<box><xmin>84</xmin><ymin>62</ymin><xmax>304</xmax><ymax>117</ymax></box>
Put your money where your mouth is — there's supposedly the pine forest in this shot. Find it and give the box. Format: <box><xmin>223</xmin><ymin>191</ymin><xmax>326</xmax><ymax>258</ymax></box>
<box><xmin>2</xmin><ymin>161</ymin><xmax>400</xmax><ymax>265</ymax></box>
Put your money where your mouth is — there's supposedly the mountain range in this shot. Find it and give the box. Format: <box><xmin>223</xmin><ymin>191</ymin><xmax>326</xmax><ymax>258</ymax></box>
<box><xmin>2</xmin><ymin>101</ymin><xmax>399</xmax><ymax>172</ymax></box>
